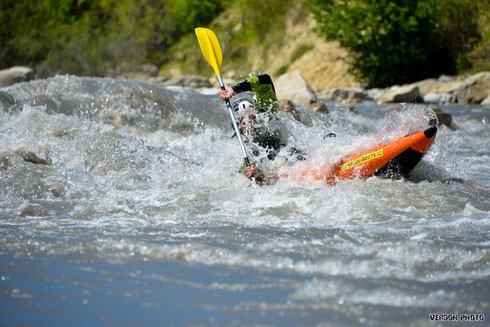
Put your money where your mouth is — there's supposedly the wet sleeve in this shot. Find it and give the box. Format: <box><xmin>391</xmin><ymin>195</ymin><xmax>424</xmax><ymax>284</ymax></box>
<box><xmin>231</xmin><ymin>74</ymin><xmax>275</xmax><ymax>94</ymax></box>
<box><xmin>231</xmin><ymin>80</ymin><xmax>251</xmax><ymax>94</ymax></box>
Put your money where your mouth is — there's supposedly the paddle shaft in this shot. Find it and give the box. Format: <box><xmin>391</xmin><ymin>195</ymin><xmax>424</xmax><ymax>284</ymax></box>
<box><xmin>217</xmin><ymin>75</ymin><xmax>251</xmax><ymax>167</ymax></box>
<box><xmin>194</xmin><ymin>27</ymin><xmax>251</xmax><ymax>169</ymax></box>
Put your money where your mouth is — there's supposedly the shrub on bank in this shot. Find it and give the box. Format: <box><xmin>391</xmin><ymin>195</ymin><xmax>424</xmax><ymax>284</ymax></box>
<box><xmin>308</xmin><ymin>0</ymin><xmax>489</xmax><ymax>87</ymax></box>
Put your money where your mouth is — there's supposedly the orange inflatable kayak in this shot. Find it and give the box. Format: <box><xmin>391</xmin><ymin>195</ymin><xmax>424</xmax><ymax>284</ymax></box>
<box><xmin>283</xmin><ymin>126</ymin><xmax>437</xmax><ymax>186</ymax></box>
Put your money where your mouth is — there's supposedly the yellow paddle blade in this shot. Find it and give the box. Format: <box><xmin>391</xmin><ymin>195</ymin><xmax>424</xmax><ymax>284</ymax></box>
<box><xmin>195</xmin><ymin>27</ymin><xmax>223</xmax><ymax>76</ymax></box>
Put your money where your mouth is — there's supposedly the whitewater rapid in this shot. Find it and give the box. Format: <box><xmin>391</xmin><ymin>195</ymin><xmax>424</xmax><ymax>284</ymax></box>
<box><xmin>0</xmin><ymin>76</ymin><xmax>488</xmax><ymax>326</ymax></box>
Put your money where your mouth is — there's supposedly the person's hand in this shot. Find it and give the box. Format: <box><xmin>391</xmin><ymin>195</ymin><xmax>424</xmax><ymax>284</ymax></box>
<box><xmin>219</xmin><ymin>87</ymin><xmax>235</xmax><ymax>101</ymax></box>
<box><xmin>245</xmin><ymin>165</ymin><xmax>260</xmax><ymax>179</ymax></box>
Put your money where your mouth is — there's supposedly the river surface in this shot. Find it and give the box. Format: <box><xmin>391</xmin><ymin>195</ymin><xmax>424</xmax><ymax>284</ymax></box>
<box><xmin>0</xmin><ymin>76</ymin><xmax>489</xmax><ymax>326</ymax></box>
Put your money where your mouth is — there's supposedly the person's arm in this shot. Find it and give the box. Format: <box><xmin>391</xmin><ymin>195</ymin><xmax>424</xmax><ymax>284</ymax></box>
<box><xmin>233</xmin><ymin>74</ymin><xmax>274</xmax><ymax>94</ymax></box>
<box><xmin>219</xmin><ymin>74</ymin><xmax>274</xmax><ymax>101</ymax></box>
<box><xmin>231</xmin><ymin>80</ymin><xmax>251</xmax><ymax>94</ymax></box>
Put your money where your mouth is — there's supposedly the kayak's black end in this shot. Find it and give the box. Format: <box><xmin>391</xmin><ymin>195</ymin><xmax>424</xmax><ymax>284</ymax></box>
<box><xmin>375</xmin><ymin>126</ymin><xmax>437</xmax><ymax>180</ymax></box>
<box><xmin>424</xmin><ymin>125</ymin><xmax>437</xmax><ymax>138</ymax></box>
<box><xmin>374</xmin><ymin>148</ymin><xmax>425</xmax><ymax>179</ymax></box>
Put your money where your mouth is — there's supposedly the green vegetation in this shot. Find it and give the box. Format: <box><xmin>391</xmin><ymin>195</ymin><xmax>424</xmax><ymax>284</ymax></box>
<box><xmin>272</xmin><ymin>44</ymin><xmax>312</xmax><ymax>76</ymax></box>
<box><xmin>235</xmin><ymin>0</ymin><xmax>292</xmax><ymax>44</ymax></box>
<box><xmin>308</xmin><ymin>0</ymin><xmax>490</xmax><ymax>87</ymax></box>
<box><xmin>160</xmin><ymin>0</ymin><xmax>298</xmax><ymax>78</ymax></box>
<box><xmin>0</xmin><ymin>0</ymin><xmax>223</xmax><ymax>77</ymax></box>
<box><xmin>291</xmin><ymin>44</ymin><xmax>314</xmax><ymax>62</ymax></box>
<box><xmin>1</xmin><ymin>0</ymin><xmax>488</xmax><ymax>86</ymax></box>
<box><xmin>275</xmin><ymin>64</ymin><xmax>290</xmax><ymax>76</ymax></box>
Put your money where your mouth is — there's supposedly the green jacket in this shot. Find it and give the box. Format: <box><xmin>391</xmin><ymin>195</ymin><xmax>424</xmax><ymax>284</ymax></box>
<box><xmin>247</xmin><ymin>75</ymin><xmax>279</xmax><ymax>114</ymax></box>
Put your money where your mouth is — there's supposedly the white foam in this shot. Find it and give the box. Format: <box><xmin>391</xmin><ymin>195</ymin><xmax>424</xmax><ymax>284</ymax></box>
<box><xmin>1</xmin><ymin>77</ymin><xmax>489</xmax><ymax>312</ymax></box>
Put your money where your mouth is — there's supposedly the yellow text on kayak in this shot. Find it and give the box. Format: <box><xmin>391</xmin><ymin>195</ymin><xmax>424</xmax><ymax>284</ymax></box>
<box><xmin>341</xmin><ymin>149</ymin><xmax>384</xmax><ymax>171</ymax></box>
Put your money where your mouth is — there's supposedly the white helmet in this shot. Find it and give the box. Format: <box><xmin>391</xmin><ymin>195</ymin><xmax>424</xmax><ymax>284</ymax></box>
<box><xmin>232</xmin><ymin>97</ymin><xmax>256</xmax><ymax>116</ymax></box>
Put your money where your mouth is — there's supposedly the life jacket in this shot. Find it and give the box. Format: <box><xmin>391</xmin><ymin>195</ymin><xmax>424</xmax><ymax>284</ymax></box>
<box><xmin>247</xmin><ymin>76</ymin><xmax>279</xmax><ymax>114</ymax></box>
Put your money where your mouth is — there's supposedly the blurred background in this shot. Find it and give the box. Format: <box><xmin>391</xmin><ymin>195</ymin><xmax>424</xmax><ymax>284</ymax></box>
<box><xmin>1</xmin><ymin>0</ymin><xmax>489</xmax><ymax>90</ymax></box>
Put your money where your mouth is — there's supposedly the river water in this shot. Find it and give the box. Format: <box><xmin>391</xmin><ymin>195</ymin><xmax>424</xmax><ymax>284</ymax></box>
<box><xmin>0</xmin><ymin>76</ymin><xmax>489</xmax><ymax>326</ymax></box>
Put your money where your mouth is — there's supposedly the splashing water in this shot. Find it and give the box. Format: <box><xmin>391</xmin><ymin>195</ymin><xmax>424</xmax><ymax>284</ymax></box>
<box><xmin>0</xmin><ymin>76</ymin><xmax>489</xmax><ymax>326</ymax></box>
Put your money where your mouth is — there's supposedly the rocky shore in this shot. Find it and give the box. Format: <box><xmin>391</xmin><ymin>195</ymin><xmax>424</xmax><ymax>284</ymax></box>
<box><xmin>272</xmin><ymin>71</ymin><xmax>490</xmax><ymax>106</ymax></box>
<box><xmin>0</xmin><ymin>66</ymin><xmax>36</xmax><ymax>87</ymax></box>
<box><xmin>2</xmin><ymin>66</ymin><xmax>489</xmax><ymax>109</ymax></box>
<box><xmin>129</xmin><ymin>68</ymin><xmax>490</xmax><ymax>107</ymax></box>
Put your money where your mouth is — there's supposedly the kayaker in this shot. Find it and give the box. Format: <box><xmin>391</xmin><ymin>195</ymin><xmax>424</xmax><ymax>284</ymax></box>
<box><xmin>220</xmin><ymin>74</ymin><xmax>279</xmax><ymax>114</ymax></box>
<box><xmin>220</xmin><ymin>74</ymin><xmax>304</xmax><ymax>182</ymax></box>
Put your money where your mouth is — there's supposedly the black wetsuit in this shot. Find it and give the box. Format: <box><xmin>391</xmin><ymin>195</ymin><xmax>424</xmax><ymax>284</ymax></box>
<box><xmin>231</xmin><ymin>74</ymin><xmax>279</xmax><ymax>114</ymax></box>
<box><xmin>231</xmin><ymin>74</ymin><xmax>276</xmax><ymax>95</ymax></box>
<box><xmin>232</xmin><ymin>74</ymin><xmax>305</xmax><ymax>182</ymax></box>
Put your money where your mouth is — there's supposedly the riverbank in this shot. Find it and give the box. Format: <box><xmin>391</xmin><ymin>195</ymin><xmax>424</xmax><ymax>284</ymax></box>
<box><xmin>120</xmin><ymin>68</ymin><xmax>490</xmax><ymax>107</ymax></box>
<box><xmin>2</xmin><ymin>65</ymin><xmax>489</xmax><ymax>108</ymax></box>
